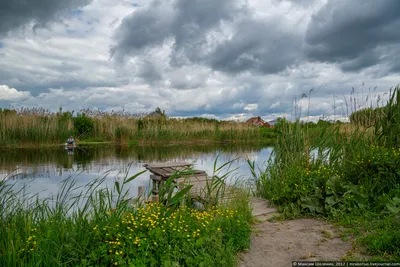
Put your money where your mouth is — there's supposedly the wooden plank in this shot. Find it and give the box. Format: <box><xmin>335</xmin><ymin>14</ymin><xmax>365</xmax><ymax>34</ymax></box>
<box><xmin>148</xmin><ymin>169</ymin><xmax>206</xmax><ymax>180</ymax></box>
<box><xmin>193</xmin><ymin>170</ymin><xmax>207</xmax><ymax>175</ymax></box>
<box><xmin>143</xmin><ymin>162</ymin><xmax>192</xmax><ymax>169</ymax></box>
<box><xmin>150</xmin><ymin>174</ymin><xmax>162</xmax><ymax>181</ymax></box>
<box><xmin>163</xmin><ymin>167</ymin><xmax>177</xmax><ymax>174</ymax></box>
<box><xmin>161</xmin><ymin>167</ymin><xmax>179</xmax><ymax>177</ymax></box>
<box><xmin>168</xmin><ymin>170</ymin><xmax>206</xmax><ymax>177</ymax></box>
<box><xmin>150</xmin><ymin>168</ymin><xmax>170</xmax><ymax>177</ymax></box>
<box><xmin>174</xmin><ymin>166</ymin><xmax>190</xmax><ymax>171</ymax></box>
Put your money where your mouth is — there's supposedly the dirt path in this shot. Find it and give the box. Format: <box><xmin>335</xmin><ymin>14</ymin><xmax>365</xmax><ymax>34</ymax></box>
<box><xmin>239</xmin><ymin>199</ymin><xmax>353</xmax><ymax>267</ymax></box>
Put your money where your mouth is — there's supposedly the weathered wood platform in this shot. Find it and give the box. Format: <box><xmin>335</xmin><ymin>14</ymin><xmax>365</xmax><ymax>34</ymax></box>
<box><xmin>143</xmin><ymin>162</ymin><xmax>208</xmax><ymax>200</ymax></box>
<box><xmin>143</xmin><ymin>162</ymin><xmax>206</xmax><ymax>178</ymax></box>
<box><xmin>142</xmin><ymin>162</ymin><xmax>245</xmax><ymax>207</ymax></box>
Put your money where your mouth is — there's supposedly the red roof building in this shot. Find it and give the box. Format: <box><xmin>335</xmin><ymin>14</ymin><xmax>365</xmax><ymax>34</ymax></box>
<box><xmin>246</xmin><ymin>116</ymin><xmax>274</xmax><ymax>128</ymax></box>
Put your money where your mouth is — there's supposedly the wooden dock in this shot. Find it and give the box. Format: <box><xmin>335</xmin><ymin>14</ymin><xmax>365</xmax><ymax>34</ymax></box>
<box><xmin>143</xmin><ymin>162</ymin><xmax>208</xmax><ymax>201</ymax></box>
<box><xmin>142</xmin><ymin>162</ymin><xmax>242</xmax><ymax>205</ymax></box>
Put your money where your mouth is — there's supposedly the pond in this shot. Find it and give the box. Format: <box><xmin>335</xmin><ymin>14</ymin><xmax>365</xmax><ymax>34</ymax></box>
<box><xmin>0</xmin><ymin>143</ymin><xmax>273</xmax><ymax>199</ymax></box>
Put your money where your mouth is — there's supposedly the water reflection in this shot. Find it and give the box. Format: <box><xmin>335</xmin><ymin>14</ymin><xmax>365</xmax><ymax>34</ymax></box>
<box><xmin>66</xmin><ymin>146</ymin><xmax>74</xmax><ymax>156</ymax></box>
<box><xmin>0</xmin><ymin>144</ymin><xmax>273</xmax><ymax>199</ymax></box>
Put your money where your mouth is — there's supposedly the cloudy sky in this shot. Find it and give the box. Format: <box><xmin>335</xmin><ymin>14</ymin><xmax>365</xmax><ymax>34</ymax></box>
<box><xmin>0</xmin><ymin>0</ymin><xmax>399</xmax><ymax>121</ymax></box>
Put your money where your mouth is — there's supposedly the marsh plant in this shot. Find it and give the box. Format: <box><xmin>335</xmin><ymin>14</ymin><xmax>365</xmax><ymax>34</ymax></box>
<box><xmin>251</xmin><ymin>87</ymin><xmax>400</xmax><ymax>261</ymax></box>
<box><xmin>0</xmin><ymin>108</ymin><xmax>275</xmax><ymax>146</ymax></box>
<box><xmin>0</xmin><ymin>158</ymin><xmax>251</xmax><ymax>266</ymax></box>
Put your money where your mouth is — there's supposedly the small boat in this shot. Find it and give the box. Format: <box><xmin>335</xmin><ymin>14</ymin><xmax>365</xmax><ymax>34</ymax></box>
<box><xmin>65</xmin><ymin>142</ymin><xmax>75</xmax><ymax>149</ymax></box>
<box><xmin>65</xmin><ymin>136</ymin><xmax>75</xmax><ymax>148</ymax></box>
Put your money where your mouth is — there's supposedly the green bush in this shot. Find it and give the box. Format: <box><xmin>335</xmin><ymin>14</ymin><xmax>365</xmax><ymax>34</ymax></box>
<box><xmin>74</xmin><ymin>113</ymin><xmax>94</xmax><ymax>138</ymax></box>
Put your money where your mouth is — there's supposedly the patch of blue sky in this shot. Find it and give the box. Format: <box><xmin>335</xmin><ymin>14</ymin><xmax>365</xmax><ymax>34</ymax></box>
<box><xmin>71</xmin><ymin>9</ymin><xmax>83</xmax><ymax>17</ymax></box>
<box><xmin>0</xmin><ymin>42</ymin><xmax>4</xmax><ymax>48</ymax></box>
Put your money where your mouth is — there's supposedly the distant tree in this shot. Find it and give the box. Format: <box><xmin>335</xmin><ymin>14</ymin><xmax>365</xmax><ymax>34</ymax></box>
<box><xmin>150</xmin><ymin>107</ymin><xmax>167</xmax><ymax>118</ymax></box>
<box><xmin>73</xmin><ymin>113</ymin><xmax>94</xmax><ymax>137</ymax></box>
<box><xmin>154</xmin><ymin>107</ymin><xmax>166</xmax><ymax>116</ymax></box>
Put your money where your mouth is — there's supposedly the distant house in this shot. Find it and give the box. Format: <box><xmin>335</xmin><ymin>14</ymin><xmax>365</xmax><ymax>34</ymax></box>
<box><xmin>246</xmin><ymin>116</ymin><xmax>274</xmax><ymax>128</ymax></box>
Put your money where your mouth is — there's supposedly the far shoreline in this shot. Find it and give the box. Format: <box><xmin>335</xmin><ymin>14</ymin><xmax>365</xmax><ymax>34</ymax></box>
<box><xmin>0</xmin><ymin>139</ymin><xmax>275</xmax><ymax>149</ymax></box>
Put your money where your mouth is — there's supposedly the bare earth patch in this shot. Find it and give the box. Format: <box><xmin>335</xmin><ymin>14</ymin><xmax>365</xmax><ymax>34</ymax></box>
<box><xmin>239</xmin><ymin>199</ymin><xmax>352</xmax><ymax>267</ymax></box>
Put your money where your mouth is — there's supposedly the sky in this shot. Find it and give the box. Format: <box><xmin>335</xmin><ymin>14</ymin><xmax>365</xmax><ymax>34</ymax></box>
<box><xmin>0</xmin><ymin>0</ymin><xmax>399</xmax><ymax>121</ymax></box>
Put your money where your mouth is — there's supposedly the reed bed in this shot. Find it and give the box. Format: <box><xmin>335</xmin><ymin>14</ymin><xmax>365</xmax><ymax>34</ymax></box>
<box><xmin>251</xmin><ymin>87</ymin><xmax>400</xmax><ymax>261</ymax></box>
<box><xmin>0</xmin><ymin>108</ymin><xmax>274</xmax><ymax>146</ymax></box>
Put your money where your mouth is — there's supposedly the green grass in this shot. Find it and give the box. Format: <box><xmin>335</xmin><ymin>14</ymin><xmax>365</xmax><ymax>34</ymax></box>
<box><xmin>338</xmin><ymin>213</ymin><xmax>400</xmax><ymax>261</ymax></box>
<box><xmin>0</xmin><ymin>159</ymin><xmax>252</xmax><ymax>266</ymax></box>
<box><xmin>251</xmin><ymin>87</ymin><xmax>400</xmax><ymax>261</ymax></box>
<box><xmin>0</xmin><ymin>201</ymin><xmax>250</xmax><ymax>266</ymax></box>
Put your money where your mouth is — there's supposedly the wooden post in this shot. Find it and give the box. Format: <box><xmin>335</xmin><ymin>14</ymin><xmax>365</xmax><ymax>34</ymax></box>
<box><xmin>152</xmin><ymin>194</ymin><xmax>159</xmax><ymax>203</ymax></box>
<box><xmin>150</xmin><ymin>175</ymin><xmax>162</xmax><ymax>203</ymax></box>
<box><xmin>138</xmin><ymin>186</ymin><xmax>144</xmax><ymax>203</ymax></box>
<box><xmin>150</xmin><ymin>175</ymin><xmax>161</xmax><ymax>194</ymax></box>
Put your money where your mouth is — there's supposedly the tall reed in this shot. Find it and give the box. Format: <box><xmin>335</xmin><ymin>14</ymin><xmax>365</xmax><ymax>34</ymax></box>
<box><xmin>253</xmin><ymin>86</ymin><xmax>400</xmax><ymax>213</ymax></box>
<box><xmin>250</xmin><ymin>87</ymin><xmax>400</xmax><ymax>260</ymax></box>
<box><xmin>0</xmin><ymin>108</ymin><xmax>274</xmax><ymax>146</ymax></box>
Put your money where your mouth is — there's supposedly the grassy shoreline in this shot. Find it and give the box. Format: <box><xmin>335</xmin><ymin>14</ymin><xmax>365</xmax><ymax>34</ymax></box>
<box><xmin>0</xmin><ymin>109</ymin><xmax>276</xmax><ymax>148</ymax></box>
<box><xmin>0</xmin><ymin>138</ymin><xmax>275</xmax><ymax>149</ymax></box>
<box><xmin>0</xmin><ymin>160</ymin><xmax>252</xmax><ymax>266</ymax></box>
<box><xmin>251</xmin><ymin>88</ymin><xmax>400</xmax><ymax>262</ymax></box>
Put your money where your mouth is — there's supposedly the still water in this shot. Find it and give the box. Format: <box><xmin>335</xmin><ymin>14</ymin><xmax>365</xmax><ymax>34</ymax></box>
<box><xmin>0</xmin><ymin>144</ymin><xmax>273</xmax><ymax>199</ymax></box>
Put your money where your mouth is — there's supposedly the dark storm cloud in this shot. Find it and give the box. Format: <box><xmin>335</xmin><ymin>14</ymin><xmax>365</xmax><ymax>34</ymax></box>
<box><xmin>281</xmin><ymin>0</ymin><xmax>318</xmax><ymax>7</ymax></box>
<box><xmin>111</xmin><ymin>0</ymin><xmax>301</xmax><ymax>80</ymax></box>
<box><xmin>0</xmin><ymin>0</ymin><xmax>93</xmax><ymax>35</ymax></box>
<box><xmin>111</xmin><ymin>0</ymin><xmax>243</xmax><ymax>58</ymax></box>
<box><xmin>0</xmin><ymin>63</ymin><xmax>124</xmax><ymax>96</ymax></box>
<box><xmin>136</xmin><ymin>60</ymin><xmax>164</xmax><ymax>84</ymax></box>
<box><xmin>305</xmin><ymin>0</ymin><xmax>400</xmax><ymax>72</ymax></box>
<box><xmin>208</xmin><ymin>19</ymin><xmax>301</xmax><ymax>74</ymax></box>
<box><xmin>168</xmin><ymin>0</ymin><xmax>248</xmax><ymax>68</ymax></box>
<box><xmin>169</xmin><ymin>76</ymin><xmax>206</xmax><ymax>90</ymax></box>
<box><xmin>111</xmin><ymin>0</ymin><xmax>173</xmax><ymax>58</ymax></box>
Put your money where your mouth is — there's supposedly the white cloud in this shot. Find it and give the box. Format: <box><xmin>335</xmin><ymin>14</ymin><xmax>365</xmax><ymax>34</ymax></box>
<box><xmin>226</xmin><ymin>113</ymin><xmax>249</xmax><ymax>122</ymax></box>
<box><xmin>0</xmin><ymin>85</ymin><xmax>31</xmax><ymax>101</ymax></box>
<box><xmin>269</xmin><ymin>102</ymin><xmax>281</xmax><ymax>109</ymax></box>
<box><xmin>244</xmin><ymin>104</ymin><xmax>258</xmax><ymax>111</ymax></box>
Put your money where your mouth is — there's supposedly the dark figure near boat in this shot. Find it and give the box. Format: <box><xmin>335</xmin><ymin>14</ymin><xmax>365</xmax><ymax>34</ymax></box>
<box><xmin>67</xmin><ymin>136</ymin><xmax>74</xmax><ymax>146</ymax></box>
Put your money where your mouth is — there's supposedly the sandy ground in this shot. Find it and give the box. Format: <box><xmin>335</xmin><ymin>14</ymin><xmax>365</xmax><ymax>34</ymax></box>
<box><xmin>239</xmin><ymin>199</ymin><xmax>353</xmax><ymax>267</ymax></box>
